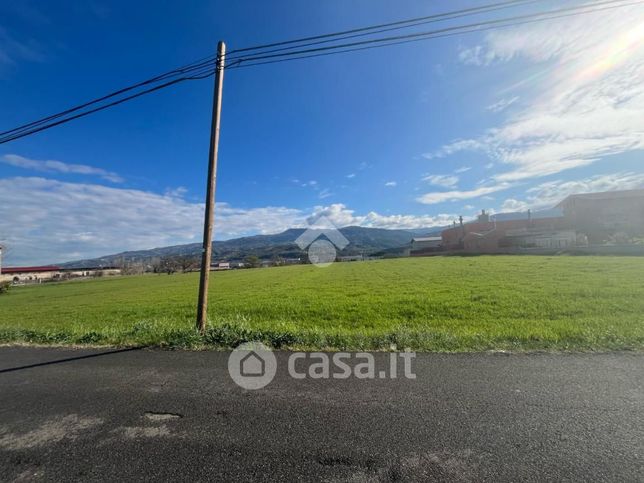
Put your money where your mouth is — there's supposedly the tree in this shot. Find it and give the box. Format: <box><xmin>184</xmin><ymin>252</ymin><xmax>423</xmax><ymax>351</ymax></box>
<box><xmin>177</xmin><ymin>255</ymin><xmax>200</xmax><ymax>272</ymax></box>
<box><xmin>243</xmin><ymin>255</ymin><xmax>261</xmax><ymax>268</ymax></box>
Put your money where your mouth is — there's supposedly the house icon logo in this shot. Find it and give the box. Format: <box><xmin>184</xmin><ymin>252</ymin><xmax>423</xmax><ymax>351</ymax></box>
<box><xmin>295</xmin><ymin>215</ymin><xmax>350</xmax><ymax>267</ymax></box>
<box><xmin>240</xmin><ymin>351</ymin><xmax>265</xmax><ymax>377</ymax></box>
<box><xmin>228</xmin><ymin>342</ymin><xmax>277</xmax><ymax>390</ymax></box>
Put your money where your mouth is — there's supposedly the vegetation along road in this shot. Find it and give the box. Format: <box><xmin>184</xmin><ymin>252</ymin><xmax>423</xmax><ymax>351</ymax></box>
<box><xmin>1</xmin><ymin>256</ymin><xmax>643</xmax><ymax>351</ymax></box>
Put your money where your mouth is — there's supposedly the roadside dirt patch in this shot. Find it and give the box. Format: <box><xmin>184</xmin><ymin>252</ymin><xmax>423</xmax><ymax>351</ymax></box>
<box><xmin>143</xmin><ymin>411</ymin><xmax>182</xmax><ymax>422</ymax></box>
<box><xmin>115</xmin><ymin>425</ymin><xmax>172</xmax><ymax>439</ymax></box>
<box><xmin>0</xmin><ymin>414</ymin><xmax>103</xmax><ymax>450</ymax></box>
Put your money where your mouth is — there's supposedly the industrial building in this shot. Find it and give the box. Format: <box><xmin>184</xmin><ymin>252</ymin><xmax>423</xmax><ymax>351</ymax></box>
<box><xmin>556</xmin><ymin>189</ymin><xmax>644</xmax><ymax>243</ymax></box>
<box><xmin>408</xmin><ymin>237</ymin><xmax>443</xmax><ymax>257</ymax></box>
<box><xmin>441</xmin><ymin>210</ymin><xmax>571</xmax><ymax>254</ymax></box>
<box><xmin>419</xmin><ymin>188</ymin><xmax>644</xmax><ymax>255</ymax></box>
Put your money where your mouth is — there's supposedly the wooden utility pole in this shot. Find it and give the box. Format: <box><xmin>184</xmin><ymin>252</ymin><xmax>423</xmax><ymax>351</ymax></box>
<box><xmin>197</xmin><ymin>41</ymin><xmax>226</xmax><ymax>333</ymax></box>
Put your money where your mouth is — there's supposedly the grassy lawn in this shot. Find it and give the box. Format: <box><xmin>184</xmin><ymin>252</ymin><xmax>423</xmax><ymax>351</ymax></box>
<box><xmin>1</xmin><ymin>256</ymin><xmax>643</xmax><ymax>351</ymax></box>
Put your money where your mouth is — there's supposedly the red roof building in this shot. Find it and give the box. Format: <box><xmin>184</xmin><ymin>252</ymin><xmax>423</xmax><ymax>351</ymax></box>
<box><xmin>442</xmin><ymin>211</ymin><xmax>568</xmax><ymax>253</ymax></box>
<box><xmin>1</xmin><ymin>266</ymin><xmax>61</xmax><ymax>274</ymax></box>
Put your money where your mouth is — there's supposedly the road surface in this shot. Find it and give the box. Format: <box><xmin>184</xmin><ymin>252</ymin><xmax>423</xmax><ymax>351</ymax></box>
<box><xmin>0</xmin><ymin>347</ymin><xmax>642</xmax><ymax>481</ymax></box>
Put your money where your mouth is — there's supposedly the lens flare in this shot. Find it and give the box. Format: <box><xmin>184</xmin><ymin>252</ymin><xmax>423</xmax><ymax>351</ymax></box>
<box><xmin>574</xmin><ymin>20</ymin><xmax>644</xmax><ymax>83</ymax></box>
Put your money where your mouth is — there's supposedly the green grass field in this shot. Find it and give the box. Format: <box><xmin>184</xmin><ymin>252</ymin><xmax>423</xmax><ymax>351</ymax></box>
<box><xmin>1</xmin><ymin>256</ymin><xmax>643</xmax><ymax>351</ymax></box>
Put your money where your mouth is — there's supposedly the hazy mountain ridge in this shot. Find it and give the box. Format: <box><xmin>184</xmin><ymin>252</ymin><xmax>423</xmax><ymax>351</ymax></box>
<box><xmin>58</xmin><ymin>210</ymin><xmax>558</xmax><ymax>268</ymax></box>
<box><xmin>59</xmin><ymin>225</ymin><xmax>445</xmax><ymax>268</ymax></box>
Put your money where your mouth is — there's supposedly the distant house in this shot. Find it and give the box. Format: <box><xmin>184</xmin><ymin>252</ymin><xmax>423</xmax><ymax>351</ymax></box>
<box><xmin>338</xmin><ymin>255</ymin><xmax>364</xmax><ymax>262</ymax></box>
<box><xmin>0</xmin><ymin>266</ymin><xmax>62</xmax><ymax>284</ymax></box>
<box><xmin>0</xmin><ymin>265</ymin><xmax>121</xmax><ymax>284</ymax></box>
<box><xmin>212</xmin><ymin>262</ymin><xmax>231</xmax><ymax>271</ymax></box>
<box><xmin>60</xmin><ymin>267</ymin><xmax>121</xmax><ymax>278</ymax></box>
<box><xmin>409</xmin><ymin>237</ymin><xmax>443</xmax><ymax>257</ymax></box>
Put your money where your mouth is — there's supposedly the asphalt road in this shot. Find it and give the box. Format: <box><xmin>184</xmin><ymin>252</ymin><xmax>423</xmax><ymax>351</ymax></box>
<box><xmin>0</xmin><ymin>347</ymin><xmax>642</xmax><ymax>482</ymax></box>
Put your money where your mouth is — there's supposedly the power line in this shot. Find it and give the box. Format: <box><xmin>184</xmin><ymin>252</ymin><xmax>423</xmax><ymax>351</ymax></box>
<box><xmin>2</xmin><ymin>0</ymin><xmax>540</xmax><ymax>141</ymax></box>
<box><xmin>0</xmin><ymin>71</ymin><xmax>216</xmax><ymax>144</ymax></box>
<box><xmin>227</xmin><ymin>0</ymin><xmax>638</xmax><ymax>66</ymax></box>
<box><xmin>0</xmin><ymin>0</ymin><xmax>639</xmax><ymax>144</ymax></box>
<box><xmin>3</xmin><ymin>0</ymin><xmax>538</xmax><ymax>143</ymax></box>
<box><xmin>225</xmin><ymin>0</ymin><xmax>542</xmax><ymax>58</ymax></box>
<box><xmin>0</xmin><ymin>56</ymin><xmax>216</xmax><ymax>139</ymax></box>
<box><xmin>227</xmin><ymin>0</ymin><xmax>643</xmax><ymax>69</ymax></box>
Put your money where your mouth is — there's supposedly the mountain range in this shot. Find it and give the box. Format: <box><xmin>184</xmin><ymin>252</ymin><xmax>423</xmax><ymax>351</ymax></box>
<box><xmin>58</xmin><ymin>209</ymin><xmax>556</xmax><ymax>268</ymax></box>
<box><xmin>59</xmin><ymin>225</ymin><xmax>445</xmax><ymax>268</ymax></box>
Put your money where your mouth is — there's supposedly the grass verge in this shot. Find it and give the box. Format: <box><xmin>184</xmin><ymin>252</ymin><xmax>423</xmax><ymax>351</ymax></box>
<box><xmin>1</xmin><ymin>256</ymin><xmax>643</xmax><ymax>351</ymax></box>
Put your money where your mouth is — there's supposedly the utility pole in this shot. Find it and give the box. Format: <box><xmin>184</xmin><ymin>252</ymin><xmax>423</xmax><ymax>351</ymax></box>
<box><xmin>196</xmin><ymin>41</ymin><xmax>226</xmax><ymax>333</ymax></box>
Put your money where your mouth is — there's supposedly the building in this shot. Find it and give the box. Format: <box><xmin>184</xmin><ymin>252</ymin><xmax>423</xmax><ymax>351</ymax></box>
<box><xmin>0</xmin><ymin>266</ymin><xmax>62</xmax><ymax>284</ymax></box>
<box><xmin>338</xmin><ymin>255</ymin><xmax>364</xmax><ymax>262</ymax></box>
<box><xmin>403</xmin><ymin>188</ymin><xmax>644</xmax><ymax>257</ymax></box>
<box><xmin>500</xmin><ymin>229</ymin><xmax>580</xmax><ymax>250</ymax></box>
<box><xmin>409</xmin><ymin>237</ymin><xmax>443</xmax><ymax>257</ymax></box>
<box><xmin>557</xmin><ymin>189</ymin><xmax>644</xmax><ymax>243</ymax></box>
<box><xmin>61</xmin><ymin>267</ymin><xmax>121</xmax><ymax>278</ymax></box>
<box><xmin>0</xmin><ymin>266</ymin><xmax>121</xmax><ymax>284</ymax></box>
<box><xmin>442</xmin><ymin>210</ymin><xmax>570</xmax><ymax>254</ymax></box>
<box><xmin>212</xmin><ymin>262</ymin><xmax>231</xmax><ymax>271</ymax></box>
<box><xmin>438</xmin><ymin>188</ymin><xmax>644</xmax><ymax>255</ymax></box>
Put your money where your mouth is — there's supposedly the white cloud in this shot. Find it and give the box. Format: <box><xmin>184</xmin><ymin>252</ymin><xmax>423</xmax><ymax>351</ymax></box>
<box><xmin>501</xmin><ymin>172</ymin><xmax>644</xmax><ymax>212</ymax></box>
<box><xmin>417</xmin><ymin>183</ymin><xmax>511</xmax><ymax>205</ymax></box>
<box><xmin>423</xmin><ymin>174</ymin><xmax>459</xmax><ymax>188</ymax></box>
<box><xmin>454</xmin><ymin>166</ymin><xmax>471</xmax><ymax>174</ymax></box>
<box><xmin>309</xmin><ymin>203</ymin><xmax>457</xmax><ymax>230</ymax></box>
<box><xmin>318</xmin><ymin>188</ymin><xmax>333</xmax><ymax>199</ymax></box>
<box><xmin>164</xmin><ymin>186</ymin><xmax>188</xmax><ymax>198</ymax></box>
<box><xmin>346</xmin><ymin>173</ymin><xmax>356</xmax><ymax>179</ymax></box>
<box><xmin>501</xmin><ymin>198</ymin><xmax>529</xmax><ymax>212</ymax></box>
<box><xmin>0</xmin><ymin>177</ymin><xmax>308</xmax><ymax>265</ymax></box>
<box><xmin>486</xmin><ymin>96</ymin><xmax>519</xmax><ymax>113</ymax></box>
<box><xmin>442</xmin><ymin>6</ymin><xmax>644</xmax><ymax>182</ymax></box>
<box><xmin>0</xmin><ymin>25</ymin><xmax>45</xmax><ymax>66</ymax></box>
<box><xmin>422</xmin><ymin>139</ymin><xmax>485</xmax><ymax>160</ymax></box>
<box><xmin>384</xmin><ymin>181</ymin><xmax>397</xmax><ymax>187</ymax></box>
<box><xmin>0</xmin><ymin>177</ymin><xmax>455</xmax><ymax>265</ymax></box>
<box><xmin>458</xmin><ymin>45</ymin><xmax>495</xmax><ymax>66</ymax></box>
<box><xmin>1</xmin><ymin>154</ymin><xmax>123</xmax><ymax>182</ymax></box>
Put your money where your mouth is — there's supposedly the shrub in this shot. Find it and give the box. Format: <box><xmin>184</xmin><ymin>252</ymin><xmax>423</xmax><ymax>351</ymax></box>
<box><xmin>0</xmin><ymin>281</ymin><xmax>11</xmax><ymax>294</ymax></box>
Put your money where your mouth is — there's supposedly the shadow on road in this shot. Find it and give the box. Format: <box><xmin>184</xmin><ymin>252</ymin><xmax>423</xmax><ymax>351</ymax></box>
<box><xmin>0</xmin><ymin>347</ymin><xmax>146</xmax><ymax>374</ymax></box>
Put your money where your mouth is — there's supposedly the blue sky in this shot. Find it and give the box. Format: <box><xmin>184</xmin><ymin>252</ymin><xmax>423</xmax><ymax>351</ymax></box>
<box><xmin>1</xmin><ymin>0</ymin><xmax>644</xmax><ymax>264</ymax></box>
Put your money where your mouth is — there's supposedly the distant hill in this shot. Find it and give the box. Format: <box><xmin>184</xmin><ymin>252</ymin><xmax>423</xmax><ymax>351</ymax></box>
<box><xmin>406</xmin><ymin>226</ymin><xmax>448</xmax><ymax>237</ymax></box>
<box><xmin>59</xmin><ymin>226</ymin><xmax>440</xmax><ymax>268</ymax></box>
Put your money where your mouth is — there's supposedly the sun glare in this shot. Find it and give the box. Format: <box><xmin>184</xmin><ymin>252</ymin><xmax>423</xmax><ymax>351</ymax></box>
<box><xmin>575</xmin><ymin>20</ymin><xmax>644</xmax><ymax>82</ymax></box>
